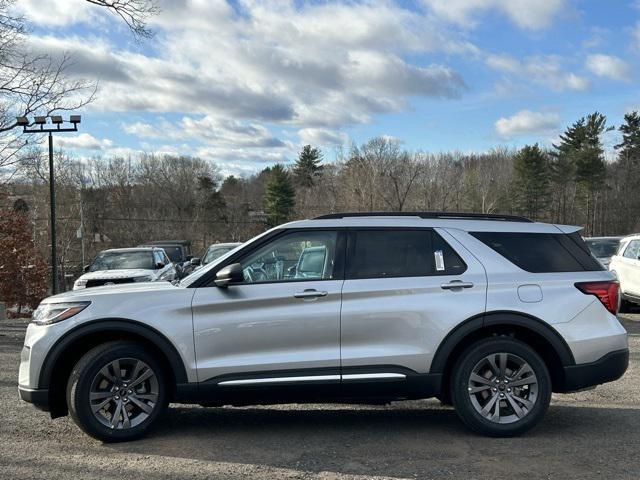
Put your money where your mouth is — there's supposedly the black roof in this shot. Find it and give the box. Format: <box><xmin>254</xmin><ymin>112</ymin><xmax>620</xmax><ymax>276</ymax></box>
<box><xmin>313</xmin><ymin>211</ymin><xmax>533</xmax><ymax>223</ymax></box>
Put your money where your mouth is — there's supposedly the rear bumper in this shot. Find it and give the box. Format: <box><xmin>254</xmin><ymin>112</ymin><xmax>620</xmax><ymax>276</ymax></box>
<box><xmin>18</xmin><ymin>387</ymin><xmax>50</xmax><ymax>412</ymax></box>
<box><xmin>557</xmin><ymin>348</ymin><xmax>629</xmax><ymax>392</ymax></box>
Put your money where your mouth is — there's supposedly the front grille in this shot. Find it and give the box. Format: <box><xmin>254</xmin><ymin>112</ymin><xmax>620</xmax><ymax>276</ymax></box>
<box><xmin>86</xmin><ymin>278</ymin><xmax>135</xmax><ymax>288</ymax></box>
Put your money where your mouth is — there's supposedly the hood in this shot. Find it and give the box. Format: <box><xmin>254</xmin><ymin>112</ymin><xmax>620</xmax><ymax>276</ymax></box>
<box><xmin>45</xmin><ymin>281</ymin><xmax>179</xmax><ymax>303</ymax></box>
<box><xmin>77</xmin><ymin>269</ymin><xmax>155</xmax><ymax>281</ymax></box>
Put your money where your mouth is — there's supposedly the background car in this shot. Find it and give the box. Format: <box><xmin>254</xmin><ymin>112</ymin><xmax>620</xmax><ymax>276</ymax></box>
<box><xmin>73</xmin><ymin>247</ymin><xmax>176</xmax><ymax>290</ymax></box>
<box><xmin>609</xmin><ymin>234</ymin><xmax>640</xmax><ymax>311</ymax></box>
<box><xmin>585</xmin><ymin>236</ymin><xmax>624</xmax><ymax>268</ymax></box>
<box><xmin>138</xmin><ymin>240</ymin><xmax>198</xmax><ymax>278</ymax></box>
<box><xmin>200</xmin><ymin>242</ymin><xmax>242</xmax><ymax>267</ymax></box>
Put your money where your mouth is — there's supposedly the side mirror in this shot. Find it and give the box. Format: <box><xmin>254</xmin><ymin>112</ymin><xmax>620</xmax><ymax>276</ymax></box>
<box><xmin>83</xmin><ymin>264</ymin><xmax>90</xmax><ymax>273</ymax></box>
<box><xmin>156</xmin><ymin>262</ymin><xmax>165</xmax><ymax>269</ymax></box>
<box><xmin>190</xmin><ymin>257</ymin><xmax>201</xmax><ymax>266</ymax></box>
<box><xmin>215</xmin><ymin>263</ymin><xmax>244</xmax><ymax>288</ymax></box>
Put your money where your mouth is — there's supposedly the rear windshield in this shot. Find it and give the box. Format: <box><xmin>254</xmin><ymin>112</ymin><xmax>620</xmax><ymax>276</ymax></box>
<box><xmin>471</xmin><ymin>231</ymin><xmax>604</xmax><ymax>273</ymax></box>
<box><xmin>585</xmin><ymin>239</ymin><xmax>621</xmax><ymax>258</ymax></box>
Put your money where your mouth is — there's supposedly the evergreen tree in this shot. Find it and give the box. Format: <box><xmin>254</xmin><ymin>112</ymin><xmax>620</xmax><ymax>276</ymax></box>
<box><xmin>615</xmin><ymin>111</ymin><xmax>640</xmax><ymax>163</ymax></box>
<box><xmin>293</xmin><ymin>145</ymin><xmax>323</xmax><ymax>188</ymax></box>
<box><xmin>264</xmin><ymin>164</ymin><xmax>295</xmax><ymax>227</ymax></box>
<box><xmin>513</xmin><ymin>144</ymin><xmax>549</xmax><ymax>220</ymax></box>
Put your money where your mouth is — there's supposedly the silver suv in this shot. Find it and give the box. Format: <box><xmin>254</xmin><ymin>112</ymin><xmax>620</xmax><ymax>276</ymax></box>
<box><xmin>19</xmin><ymin>212</ymin><xmax>629</xmax><ymax>441</ymax></box>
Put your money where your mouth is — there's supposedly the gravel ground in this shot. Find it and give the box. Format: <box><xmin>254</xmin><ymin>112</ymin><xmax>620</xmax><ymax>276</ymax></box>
<box><xmin>1</xmin><ymin>315</ymin><xmax>639</xmax><ymax>480</ymax></box>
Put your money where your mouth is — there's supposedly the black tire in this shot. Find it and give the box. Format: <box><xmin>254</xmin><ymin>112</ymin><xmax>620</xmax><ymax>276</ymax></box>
<box><xmin>67</xmin><ymin>341</ymin><xmax>168</xmax><ymax>442</ymax></box>
<box><xmin>450</xmin><ymin>337</ymin><xmax>551</xmax><ymax>437</ymax></box>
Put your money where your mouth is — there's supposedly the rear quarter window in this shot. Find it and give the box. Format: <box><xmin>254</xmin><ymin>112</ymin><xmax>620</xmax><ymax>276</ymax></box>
<box><xmin>470</xmin><ymin>231</ymin><xmax>604</xmax><ymax>273</ymax></box>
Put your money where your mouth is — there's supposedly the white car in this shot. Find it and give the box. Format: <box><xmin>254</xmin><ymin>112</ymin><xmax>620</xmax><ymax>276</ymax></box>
<box><xmin>200</xmin><ymin>242</ymin><xmax>242</xmax><ymax>268</ymax></box>
<box><xmin>73</xmin><ymin>247</ymin><xmax>176</xmax><ymax>290</ymax></box>
<box><xmin>20</xmin><ymin>212</ymin><xmax>628</xmax><ymax>441</ymax></box>
<box><xmin>609</xmin><ymin>234</ymin><xmax>640</xmax><ymax>310</ymax></box>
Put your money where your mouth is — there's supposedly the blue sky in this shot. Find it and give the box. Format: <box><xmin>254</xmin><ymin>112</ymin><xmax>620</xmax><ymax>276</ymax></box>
<box><xmin>14</xmin><ymin>0</ymin><xmax>640</xmax><ymax>175</ymax></box>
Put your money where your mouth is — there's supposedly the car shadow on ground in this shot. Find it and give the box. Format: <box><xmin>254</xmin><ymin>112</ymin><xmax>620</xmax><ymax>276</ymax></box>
<box><xmin>107</xmin><ymin>403</ymin><xmax>640</xmax><ymax>478</ymax></box>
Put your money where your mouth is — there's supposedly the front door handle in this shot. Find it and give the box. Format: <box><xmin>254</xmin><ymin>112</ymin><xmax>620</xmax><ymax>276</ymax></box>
<box><xmin>294</xmin><ymin>289</ymin><xmax>328</xmax><ymax>299</ymax></box>
<box><xmin>441</xmin><ymin>280</ymin><xmax>474</xmax><ymax>290</ymax></box>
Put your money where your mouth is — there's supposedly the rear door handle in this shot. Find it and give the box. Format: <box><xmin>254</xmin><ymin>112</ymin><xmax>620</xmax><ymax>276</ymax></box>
<box><xmin>294</xmin><ymin>289</ymin><xmax>328</xmax><ymax>299</ymax></box>
<box><xmin>441</xmin><ymin>281</ymin><xmax>474</xmax><ymax>290</ymax></box>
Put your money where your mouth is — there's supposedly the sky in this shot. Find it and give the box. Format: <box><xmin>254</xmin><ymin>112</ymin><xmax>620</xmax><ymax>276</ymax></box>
<box><xmin>13</xmin><ymin>0</ymin><xmax>640</xmax><ymax>175</ymax></box>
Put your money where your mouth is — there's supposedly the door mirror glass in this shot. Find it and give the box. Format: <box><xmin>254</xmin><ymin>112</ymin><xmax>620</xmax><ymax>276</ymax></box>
<box><xmin>215</xmin><ymin>263</ymin><xmax>244</xmax><ymax>287</ymax></box>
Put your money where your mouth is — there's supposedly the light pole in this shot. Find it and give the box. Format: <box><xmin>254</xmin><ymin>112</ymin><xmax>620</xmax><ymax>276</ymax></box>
<box><xmin>16</xmin><ymin>115</ymin><xmax>82</xmax><ymax>294</ymax></box>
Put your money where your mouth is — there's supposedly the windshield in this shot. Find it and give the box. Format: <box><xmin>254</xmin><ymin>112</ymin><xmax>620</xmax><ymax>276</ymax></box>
<box><xmin>203</xmin><ymin>245</ymin><xmax>238</xmax><ymax>265</ymax></box>
<box><xmin>89</xmin><ymin>251</ymin><xmax>155</xmax><ymax>271</ymax></box>
<box><xmin>586</xmin><ymin>239</ymin><xmax>621</xmax><ymax>258</ymax></box>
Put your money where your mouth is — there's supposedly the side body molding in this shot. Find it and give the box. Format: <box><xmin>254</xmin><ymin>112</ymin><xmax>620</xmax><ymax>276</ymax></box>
<box><xmin>39</xmin><ymin>318</ymin><xmax>189</xmax><ymax>389</ymax></box>
<box><xmin>430</xmin><ymin>310</ymin><xmax>575</xmax><ymax>373</ymax></box>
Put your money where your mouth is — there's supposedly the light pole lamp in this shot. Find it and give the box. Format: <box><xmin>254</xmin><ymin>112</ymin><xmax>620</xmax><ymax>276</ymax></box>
<box><xmin>17</xmin><ymin>115</ymin><xmax>82</xmax><ymax>294</ymax></box>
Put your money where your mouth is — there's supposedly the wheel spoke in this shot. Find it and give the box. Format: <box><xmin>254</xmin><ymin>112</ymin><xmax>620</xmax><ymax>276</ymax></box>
<box><xmin>129</xmin><ymin>395</ymin><xmax>153</xmax><ymax>414</ymax></box>
<box><xmin>99</xmin><ymin>365</ymin><xmax>116</xmax><ymax>383</ymax></box>
<box><xmin>134</xmin><ymin>393</ymin><xmax>158</xmax><ymax>402</ymax></box>
<box><xmin>491</xmin><ymin>396</ymin><xmax>501</xmax><ymax>421</ymax></box>
<box><xmin>90</xmin><ymin>391</ymin><xmax>113</xmax><ymax>401</ymax></box>
<box><xmin>486</xmin><ymin>356</ymin><xmax>500</xmax><ymax>376</ymax></box>
<box><xmin>111</xmin><ymin>359</ymin><xmax>122</xmax><ymax>382</ymax></box>
<box><xmin>470</xmin><ymin>373</ymin><xmax>493</xmax><ymax>386</ymax></box>
<box><xmin>508</xmin><ymin>376</ymin><xmax>537</xmax><ymax>388</ymax></box>
<box><xmin>129</xmin><ymin>360</ymin><xmax>143</xmax><ymax>383</ymax></box>
<box><xmin>511</xmin><ymin>395</ymin><xmax>534</xmax><ymax>409</ymax></box>
<box><xmin>498</xmin><ymin>353</ymin><xmax>507</xmax><ymax>377</ymax></box>
<box><xmin>111</xmin><ymin>400</ymin><xmax>123</xmax><ymax>428</ymax></box>
<box><xmin>468</xmin><ymin>385</ymin><xmax>491</xmax><ymax>394</ymax></box>
<box><xmin>122</xmin><ymin>405</ymin><xmax>131</xmax><ymax>428</ymax></box>
<box><xmin>92</xmin><ymin>398</ymin><xmax>112</xmax><ymax>413</ymax></box>
<box><xmin>505</xmin><ymin>393</ymin><xmax>526</xmax><ymax>418</ymax></box>
<box><xmin>510</xmin><ymin>363</ymin><xmax>533</xmax><ymax>381</ymax></box>
<box><xmin>480</xmin><ymin>394</ymin><xmax>499</xmax><ymax>418</ymax></box>
<box><xmin>129</xmin><ymin>368</ymin><xmax>153</xmax><ymax>389</ymax></box>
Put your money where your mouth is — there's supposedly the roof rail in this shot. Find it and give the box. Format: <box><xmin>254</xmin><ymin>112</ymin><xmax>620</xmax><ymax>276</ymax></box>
<box><xmin>313</xmin><ymin>211</ymin><xmax>533</xmax><ymax>222</ymax></box>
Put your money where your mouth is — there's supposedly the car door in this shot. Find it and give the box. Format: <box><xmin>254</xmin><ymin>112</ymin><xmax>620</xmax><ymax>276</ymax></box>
<box><xmin>617</xmin><ymin>240</ymin><xmax>640</xmax><ymax>297</ymax></box>
<box><xmin>191</xmin><ymin>229</ymin><xmax>345</xmax><ymax>386</ymax></box>
<box><xmin>340</xmin><ymin>228</ymin><xmax>487</xmax><ymax>382</ymax></box>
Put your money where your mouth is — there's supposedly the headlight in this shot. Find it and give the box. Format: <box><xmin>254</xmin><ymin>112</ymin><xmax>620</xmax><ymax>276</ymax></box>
<box><xmin>32</xmin><ymin>302</ymin><xmax>91</xmax><ymax>326</ymax></box>
<box><xmin>133</xmin><ymin>275</ymin><xmax>153</xmax><ymax>282</ymax></box>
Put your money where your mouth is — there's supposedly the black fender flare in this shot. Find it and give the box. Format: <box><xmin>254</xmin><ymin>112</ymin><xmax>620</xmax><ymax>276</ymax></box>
<box><xmin>38</xmin><ymin>318</ymin><xmax>189</xmax><ymax>389</ymax></box>
<box><xmin>430</xmin><ymin>310</ymin><xmax>575</xmax><ymax>373</ymax></box>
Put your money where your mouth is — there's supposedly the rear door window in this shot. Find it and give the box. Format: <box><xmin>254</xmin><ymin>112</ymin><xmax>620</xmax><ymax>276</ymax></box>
<box><xmin>347</xmin><ymin>230</ymin><xmax>467</xmax><ymax>279</ymax></box>
<box><xmin>471</xmin><ymin>231</ymin><xmax>604</xmax><ymax>273</ymax></box>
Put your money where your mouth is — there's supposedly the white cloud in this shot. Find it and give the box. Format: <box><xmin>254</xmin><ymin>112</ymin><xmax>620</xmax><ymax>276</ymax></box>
<box><xmin>586</xmin><ymin>54</ymin><xmax>632</xmax><ymax>82</ymax></box>
<box><xmin>495</xmin><ymin>110</ymin><xmax>560</xmax><ymax>138</ymax></box>
<box><xmin>486</xmin><ymin>54</ymin><xmax>589</xmax><ymax>91</ymax></box>
<box><xmin>421</xmin><ymin>0</ymin><xmax>566</xmax><ymax>30</ymax></box>
<box><xmin>298</xmin><ymin>128</ymin><xmax>349</xmax><ymax>147</ymax></box>
<box><xmin>57</xmin><ymin>133</ymin><xmax>113</xmax><ymax>150</ymax></box>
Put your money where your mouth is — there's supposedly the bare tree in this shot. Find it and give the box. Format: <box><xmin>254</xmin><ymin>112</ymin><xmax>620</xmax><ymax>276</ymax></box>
<box><xmin>85</xmin><ymin>0</ymin><xmax>159</xmax><ymax>39</ymax></box>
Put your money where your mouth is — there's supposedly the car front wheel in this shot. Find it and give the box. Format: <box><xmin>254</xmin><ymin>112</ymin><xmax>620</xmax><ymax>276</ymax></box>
<box><xmin>450</xmin><ymin>337</ymin><xmax>551</xmax><ymax>437</ymax></box>
<box><xmin>66</xmin><ymin>341</ymin><xmax>167</xmax><ymax>442</ymax></box>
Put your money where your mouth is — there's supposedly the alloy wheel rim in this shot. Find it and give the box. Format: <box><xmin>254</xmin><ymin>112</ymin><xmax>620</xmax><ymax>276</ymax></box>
<box><xmin>467</xmin><ymin>352</ymin><xmax>538</xmax><ymax>424</ymax></box>
<box><xmin>89</xmin><ymin>357</ymin><xmax>159</xmax><ymax>430</ymax></box>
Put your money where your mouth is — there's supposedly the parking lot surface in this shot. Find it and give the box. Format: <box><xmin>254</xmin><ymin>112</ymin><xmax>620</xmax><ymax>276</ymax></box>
<box><xmin>1</xmin><ymin>315</ymin><xmax>639</xmax><ymax>480</ymax></box>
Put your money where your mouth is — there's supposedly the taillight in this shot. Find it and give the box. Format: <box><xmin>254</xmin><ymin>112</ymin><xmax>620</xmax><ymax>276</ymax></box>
<box><xmin>575</xmin><ymin>281</ymin><xmax>619</xmax><ymax>315</ymax></box>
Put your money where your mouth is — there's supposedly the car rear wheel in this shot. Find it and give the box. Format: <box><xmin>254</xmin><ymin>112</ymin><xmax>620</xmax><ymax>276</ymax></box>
<box><xmin>67</xmin><ymin>341</ymin><xmax>167</xmax><ymax>442</ymax></box>
<box><xmin>450</xmin><ymin>337</ymin><xmax>551</xmax><ymax>437</ymax></box>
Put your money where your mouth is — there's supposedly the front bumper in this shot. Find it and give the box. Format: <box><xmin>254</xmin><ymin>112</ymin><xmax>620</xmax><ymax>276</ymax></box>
<box><xmin>557</xmin><ymin>348</ymin><xmax>629</xmax><ymax>392</ymax></box>
<box><xmin>18</xmin><ymin>386</ymin><xmax>51</xmax><ymax>411</ymax></box>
